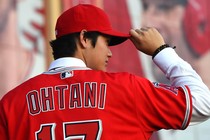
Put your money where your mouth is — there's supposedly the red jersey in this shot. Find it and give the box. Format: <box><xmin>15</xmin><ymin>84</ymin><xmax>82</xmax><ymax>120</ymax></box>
<box><xmin>0</xmin><ymin>67</ymin><xmax>192</xmax><ymax>140</ymax></box>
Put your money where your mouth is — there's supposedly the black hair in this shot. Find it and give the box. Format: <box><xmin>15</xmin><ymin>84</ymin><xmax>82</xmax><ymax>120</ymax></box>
<box><xmin>50</xmin><ymin>32</ymin><xmax>101</xmax><ymax>60</ymax></box>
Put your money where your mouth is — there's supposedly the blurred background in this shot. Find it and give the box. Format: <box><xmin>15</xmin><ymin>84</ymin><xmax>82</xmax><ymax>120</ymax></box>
<box><xmin>0</xmin><ymin>0</ymin><xmax>209</xmax><ymax>139</ymax></box>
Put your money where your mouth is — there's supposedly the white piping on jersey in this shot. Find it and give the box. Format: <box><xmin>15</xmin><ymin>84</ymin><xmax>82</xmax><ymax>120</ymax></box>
<box><xmin>181</xmin><ymin>85</ymin><xmax>191</xmax><ymax>129</ymax></box>
<box><xmin>44</xmin><ymin>66</ymin><xmax>91</xmax><ymax>74</ymax></box>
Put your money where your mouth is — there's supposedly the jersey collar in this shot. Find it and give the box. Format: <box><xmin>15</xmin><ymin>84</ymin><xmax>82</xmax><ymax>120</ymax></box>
<box><xmin>48</xmin><ymin>57</ymin><xmax>87</xmax><ymax>71</ymax></box>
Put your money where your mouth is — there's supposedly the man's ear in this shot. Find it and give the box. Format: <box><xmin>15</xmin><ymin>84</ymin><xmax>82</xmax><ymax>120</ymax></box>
<box><xmin>79</xmin><ymin>29</ymin><xmax>88</xmax><ymax>48</ymax></box>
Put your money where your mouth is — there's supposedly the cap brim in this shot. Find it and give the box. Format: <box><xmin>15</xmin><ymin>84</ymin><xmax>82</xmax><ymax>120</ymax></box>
<box><xmin>99</xmin><ymin>30</ymin><xmax>130</xmax><ymax>46</ymax></box>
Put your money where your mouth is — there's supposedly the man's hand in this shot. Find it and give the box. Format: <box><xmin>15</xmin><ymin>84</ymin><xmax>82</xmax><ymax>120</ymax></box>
<box><xmin>129</xmin><ymin>27</ymin><xmax>165</xmax><ymax>56</ymax></box>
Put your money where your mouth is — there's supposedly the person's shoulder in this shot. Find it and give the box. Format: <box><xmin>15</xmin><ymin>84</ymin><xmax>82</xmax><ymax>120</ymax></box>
<box><xmin>98</xmin><ymin>70</ymin><xmax>133</xmax><ymax>77</ymax></box>
<box><xmin>0</xmin><ymin>73</ymin><xmax>45</xmax><ymax>103</ymax></box>
<box><xmin>107</xmin><ymin>71</ymin><xmax>144</xmax><ymax>79</ymax></box>
<box><xmin>103</xmin><ymin>71</ymin><xmax>150</xmax><ymax>85</ymax></box>
<box><xmin>101</xmin><ymin>71</ymin><xmax>142</xmax><ymax>82</ymax></box>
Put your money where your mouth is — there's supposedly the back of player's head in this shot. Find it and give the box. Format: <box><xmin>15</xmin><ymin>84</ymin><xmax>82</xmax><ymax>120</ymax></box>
<box><xmin>50</xmin><ymin>31</ymin><xmax>103</xmax><ymax>60</ymax></box>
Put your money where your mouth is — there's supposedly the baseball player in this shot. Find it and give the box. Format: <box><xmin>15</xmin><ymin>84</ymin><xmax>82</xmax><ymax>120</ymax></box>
<box><xmin>0</xmin><ymin>4</ymin><xmax>210</xmax><ymax>140</ymax></box>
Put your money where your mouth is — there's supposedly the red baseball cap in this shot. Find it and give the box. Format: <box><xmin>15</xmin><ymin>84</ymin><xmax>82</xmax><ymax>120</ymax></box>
<box><xmin>55</xmin><ymin>4</ymin><xmax>130</xmax><ymax>46</ymax></box>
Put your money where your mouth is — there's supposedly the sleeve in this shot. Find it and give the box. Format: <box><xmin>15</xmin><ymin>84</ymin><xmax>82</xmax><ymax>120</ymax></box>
<box><xmin>133</xmin><ymin>76</ymin><xmax>192</xmax><ymax>131</ymax></box>
<box><xmin>153</xmin><ymin>48</ymin><xmax>210</xmax><ymax>125</ymax></box>
<box><xmin>0</xmin><ymin>100</ymin><xmax>9</xmax><ymax>140</ymax></box>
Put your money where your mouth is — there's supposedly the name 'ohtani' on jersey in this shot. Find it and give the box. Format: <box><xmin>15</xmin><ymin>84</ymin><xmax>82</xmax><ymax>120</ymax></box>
<box><xmin>26</xmin><ymin>82</ymin><xmax>107</xmax><ymax>116</ymax></box>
